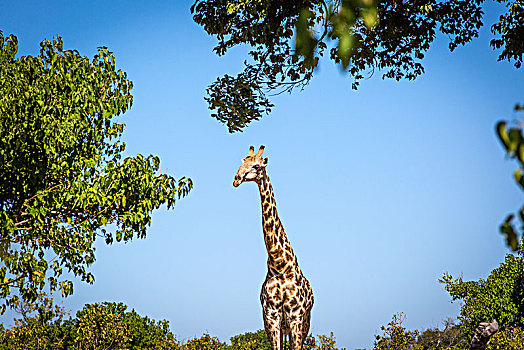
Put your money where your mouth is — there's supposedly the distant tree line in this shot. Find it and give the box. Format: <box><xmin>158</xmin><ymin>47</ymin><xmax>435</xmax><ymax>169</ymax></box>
<box><xmin>0</xmin><ymin>292</ymin><xmax>342</xmax><ymax>349</ymax></box>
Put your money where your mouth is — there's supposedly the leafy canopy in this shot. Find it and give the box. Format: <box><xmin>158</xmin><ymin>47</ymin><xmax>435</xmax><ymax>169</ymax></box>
<box><xmin>373</xmin><ymin>313</ymin><xmax>421</xmax><ymax>350</ymax></box>
<box><xmin>192</xmin><ymin>0</ymin><xmax>523</xmax><ymax>132</ymax></box>
<box><xmin>371</xmin><ymin>312</ymin><xmax>524</xmax><ymax>349</ymax></box>
<box><xmin>0</xmin><ymin>32</ymin><xmax>192</xmax><ymax>313</ymax></box>
<box><xmin>0</xmin><ymin>296</ymin><xmax>179</xmax><ymax>349</ymax></box>
<box><xmin>0</xmin><ymin>294</ymin><xmax>342</xmax><ymax>350</ymax></box>
<box><xmin>441</xmin><ymin>239</ymin><xmax>524</xmax><ymax>340</ymax></box>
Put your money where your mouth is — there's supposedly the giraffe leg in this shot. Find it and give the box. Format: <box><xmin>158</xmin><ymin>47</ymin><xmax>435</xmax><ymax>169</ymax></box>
<box><xmin>265</xmin><ymin>324</ymin><xmax>281</xmax><ymax>350</ymax></box>
<box><xmin>290</xmin><ymin>323</ymin><xmax>304</xmax><ymax>350</ymax></box>
<box><xmin>302</xmin><ymin>310</ymin><xmax>312</xmax><ymax>343</ymax></box>
<box><xmin>262</xmin><ymin>310</ymin><xmax>282</xmax><ymax>350</ymax></box>
<box><xmin>261</xmin><ymin>276</ymin><xmax>284</xmax><ymax>350</ymax></box>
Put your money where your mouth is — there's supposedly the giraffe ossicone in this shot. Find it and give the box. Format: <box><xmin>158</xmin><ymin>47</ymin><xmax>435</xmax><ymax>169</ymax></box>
<box><xmin>233</xmin><ymin>145</ymin><xmax>314</xmax><ymax>350</ymax></box>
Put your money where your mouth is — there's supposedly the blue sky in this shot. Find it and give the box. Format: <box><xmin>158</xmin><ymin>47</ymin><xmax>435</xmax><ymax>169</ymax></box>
<box><xmin>1</xmin><ymin>1</ymin><xmax>523</xmax><ymax>349</ymax></box>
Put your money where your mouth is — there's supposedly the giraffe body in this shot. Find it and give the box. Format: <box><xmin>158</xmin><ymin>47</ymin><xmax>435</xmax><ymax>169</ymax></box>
<box><xmin>234</xmin><ymin>145</ymin><xmax>314</xmax><ymax>350</ymax></box>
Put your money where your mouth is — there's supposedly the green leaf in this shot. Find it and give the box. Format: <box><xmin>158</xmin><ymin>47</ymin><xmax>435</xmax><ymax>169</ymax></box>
<box><xmin>362</xmin><ymin>8</ymin><xmax>378</xmax><ymax>29</ymax></box>
<box><xmin>496</xmin><ymin>121</ymin><xmax>510</xmax><ymax>151</ymax></box>
<box><xmin>500</xmin><ymin>214</ymin><xmax>519</xmax><ymax>251</ymax></box>
<box><xmin>518</xmin><ymin>143</ymin><xmax>524</xmax><ymax>166</ymax></box>
<box><xmin>508</xmin><ymin>128</ymin><xmax>522</xmax><ymax>152</ymax></box>
<box><xmin>294</xmin><ymin>9</ymin><xmax>317</xmax><ymax>69</ymax></box>
<box><xmin>338</xmin><ymin>32</ymin><xmax>355</xmax><ymax>69</ymax></box>
<box><xmin>514</xmin><ymin>169</ymin><xmax>524</xmax><ymax>190</ymax></box>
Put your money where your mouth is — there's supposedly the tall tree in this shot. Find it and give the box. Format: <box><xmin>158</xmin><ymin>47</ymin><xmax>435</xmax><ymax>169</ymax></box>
<box><xmin>440</xmin><ymin>240</ymin><xmax>524</xmax><ymax>341</ymax></box>
<box><xmin>191</xmin><ymin>0</ymin><xmax>522</xmax><ymax>132</ymax></box>
<box><xmin>0</xmin><ymin>33</ymin><xmax>192</xmax><ymax>312</ymax></box>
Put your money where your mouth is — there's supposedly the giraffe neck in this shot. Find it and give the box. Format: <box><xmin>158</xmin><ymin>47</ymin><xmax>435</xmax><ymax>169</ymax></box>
<box><xmin>258</xmin><ymin>170</ymin><xmax>298</xmax><ymax>276</ymax></box>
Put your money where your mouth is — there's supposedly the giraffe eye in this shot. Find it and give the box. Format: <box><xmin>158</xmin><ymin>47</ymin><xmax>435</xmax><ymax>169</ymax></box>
<box><xmin>253</xmin><ymin>164</ymin><xmax>260</xmax><ymax>170</ymax></box>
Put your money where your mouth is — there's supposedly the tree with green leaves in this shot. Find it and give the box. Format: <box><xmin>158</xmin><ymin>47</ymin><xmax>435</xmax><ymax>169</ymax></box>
<box><xmin>229</xmin><ymin>329</ymin><xmax>341</xmax><ymax>350</ymax></box>
<box><xmin>371</xmin><ymin>313</ymin><xmax>471</xmax><ymax>349</ymax></box>
<box><xmin>415</xmin><ymin>318</ymin><xmax>466</xmax><ymax>349</ymax></box>
<box><xmin>191</xmin><ymin>0</ymin><xmax>522</xmax><ymax>133</ymax></box>
<box><xmin>72</xmin><ymin>302</ymin><xmax>130</xmax><ymax>349</ymax></box>
<box><xmin>373</xmin><ymin>313</ymin><xmax>421</xmax><ymax>350</ymax></box>
<box><xmin>230</xmin><ymin>329</ymin><xmax>271</xmax><ymax>349</ymax></box>
<box><xmin>308</xmin><ymin>332</ymin><xmax>343</xmax><ymax>350</ymax></box>
<box><xmin>0</xmin><ymin>32</ymin><xmax>192</xmax><ymax>313</ymax></box>
<box><xmin>486</xmin><ymin>326</ymin><xmax>524</xmax><ymax>349</ymax></box>
<box><xmin>0</xmin><ymin>292</ymin><xmax>70</xmax><ymax>350</ymax></box>
<box><xmin>370</xmin><ymin>312</ymin><xmax>523</xmax><ymax>349</ymax></box>
<box><xmin>183</xmin><ymin>332</ymin><xmax>229</xmax><ymax>350</ymax></box>
<box><xmin>440</xmin><ymin>240</ymin><xmax>524</xmax><ymax>345</ymax></box>
<box><xmin>0</xmin><ymin>297</ymin><xmax>180</xmax><ymax>349</ymax></box>
<box><xmin>71</xmin><ymin>302</ymin><xmax>180</xmax><ymax>349</ymax></box>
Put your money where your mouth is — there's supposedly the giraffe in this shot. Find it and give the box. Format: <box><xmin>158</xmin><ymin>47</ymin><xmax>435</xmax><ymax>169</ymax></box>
<box><xmin>233</xmin><ymin>145</ymin><xmax>314</xmax><ymax>350</ymax></box>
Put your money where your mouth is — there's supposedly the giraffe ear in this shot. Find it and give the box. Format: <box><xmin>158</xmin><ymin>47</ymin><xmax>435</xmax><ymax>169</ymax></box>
<box><xmin>261</xmin><ymin>157</ymin><xmax>268</xmax><ymax>167</ymax></box>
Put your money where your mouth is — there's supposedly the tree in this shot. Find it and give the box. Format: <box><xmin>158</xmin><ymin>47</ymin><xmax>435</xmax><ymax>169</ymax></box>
<box><xmin>0</xmin><ymin>308</ymin><xmax>348</xmax><ymax>350</ymax></box>
<box><xmin>308</xmin><ymin>332</ymin><xmax>344</xmax><ymax>350</ymax></box>
<box><xmin>0</xmin><ymin>292</ymin><xmax>70</xmax><ymax>350</ymax></box>
<box><xmin>191</xmin><ymin>0</ymin><xmax>523</xmax><ymax>132</ymax></box>
<box><xmin>372</xmin><ymin>313</ymin><xmax>421</xmax><ymax>350</ymax></box>
<box><xmin>440</xmin><ymin>241</ymin><xmax>524</xmax><ymax>342</ymax></box>
<box><xmin>0</xmin><ymin>32</ymin><xmax>192</xmax><ymax>312</ymax></box>
<box><xmin>371</xmin><ymin>313</ymin><xmax>470</xmax><ymax>349</ymax></box>
<box><xmin>71</xmin><ymin>302</ymin><xmax>180</xmax><ymax>349</ymax></box>
<box><xmin>415</xmin><ymin>318</ymin><xmax>466</xmax><ymax>349</ymax></box>
<box><xmin>230</xmin><ymin>329</ymin><xmax>271</xmax><ymax>349</ymax></box>
<box><xmin>228</xmin><ymin>329</ymin><xmax>342</xmax><ymax>350</ymax></box>
<box><xmin>0</xmin><ymin>297</ymin><xmax>181</xmax><ymax>349</ymax></box>
<box><xmin>486</xmin><ymin>326</ymin><xmax>524</xmax><ymax>349</ymax></box>
<box><xmin>183</xmin><ymin>332</ymin><xmax>229</xmax><ymax>350</ymax></box>
<box><xmin>124</xmin><ymin>307</ymin><xmax>179</xmax><ymax>349</ymax></box>
<box><xmin>72</xmin><ymin>302</ymin><xmax>130</xmax><ymax>349</ymax></box>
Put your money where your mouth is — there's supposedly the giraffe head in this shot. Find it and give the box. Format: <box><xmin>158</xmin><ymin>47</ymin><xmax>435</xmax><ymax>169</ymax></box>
<box><xmin>233</xmin><ymin>145</ymin><xmax>268</xmax><ymax>187</ymax></box>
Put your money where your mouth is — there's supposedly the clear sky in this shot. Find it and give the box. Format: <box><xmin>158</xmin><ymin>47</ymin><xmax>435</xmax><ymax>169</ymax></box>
<box><xmin>1</xmin><ymin>1</ymin><xmax>523</xmax><ymax>349</ymax></box>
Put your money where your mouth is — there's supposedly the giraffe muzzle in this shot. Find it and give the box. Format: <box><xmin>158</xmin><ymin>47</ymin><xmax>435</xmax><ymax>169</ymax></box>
<box><xmin>233</xmin><ymin>175</ymin><xmax>241</xmax><ymax>187</ymax></box>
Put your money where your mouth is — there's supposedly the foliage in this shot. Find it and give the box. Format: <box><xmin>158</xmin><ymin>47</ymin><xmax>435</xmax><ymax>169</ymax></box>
<box><xmin>183</xmin><ymin>332</ymin><xmax>229</xmax><ymax>349</ymax></box>
<box><xmin>308</xmin><ymin>332</ymin><xmax>343</xmax><ymax>350</ymax></box>
<box><xmin>228</xmin><ymin>329</ymin><xmax>342</xmax><ymax>350</ymax></box>
<box><xmin>192</xmin><ymin>0</ymin><xmax>522</xmax><ymax>132</ymax></box>
<box><xmin>486</xmin><ymin>326</ymin><xmax>524</xmax><ymax>349</ymax></box>
<box><xmin>72</xmin><ymin>302</ymin><xmax>130</xmax><ymax>349</ymax></box>
<box><xmin>230</xmin><ymin>329</ymin><xmax>271</xmax><ymax>349</ymax></box>
<box><xmin>0</xmin><ymin>295</ymin><xmax>346</xmax><ymax>350</ymax></box>
<box><xmin>440</xmin><ymin>241</ymin><xmax>524</xmax><ymax>341</ymax></box>
<box><xmin>0</xmin><ymin>297</ymin><xmax>180</xmax><ymax>349</ymax></box>
<box><xmin>0</xmin><ymin>32</ymin><xmax>192</xmax><ymax>312</ymax></box>
<box><xmin>371</xmin><ymin>313</ymin><xmax>470</xmax><ymax>350</ymax></box>
<box><xmin>373</xmin><ymin>313</ymin><xmax>420</xmax><ymax>350</ymax></box>
<box><xmin>124</xmin><ymin>307</ymin><xmax>178</xmax><ymax>349</ymax></box>
<box><xmin>191</xmin><ymin>0</ymin><xmax>321</xmax><ymax>132</ymax></box>
<box><xmin>71</xmin><ymin>302</ymin><xmax>179</xmax><ymax>349</ymax></box>
<box><xmin>495</xmin><ymin>103</ymin><xmax>524</xmax><ymax>251</ymax></box>
<box><xmin>415</xmin><ymin>318</ymin><xmax>466</xmax><ymax>349</ymax></box>
<box><xmin>0</xmin><ymin>292</ymin><xmax>70</xmax><ymax>349</ymax></box>
<box><xmin>490</xmin><ymin>0</ymin><xmax>524</xmax><ymax>68</ymax></box>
